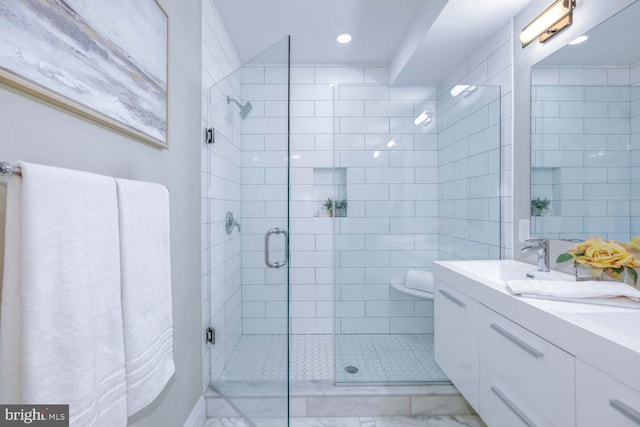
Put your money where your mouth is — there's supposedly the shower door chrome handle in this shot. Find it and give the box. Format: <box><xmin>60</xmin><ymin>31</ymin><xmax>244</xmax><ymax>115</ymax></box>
<box><xmin>264</xmin><ymin>227</ymin><xmax>289</xmax><ymax>268</ymax></box>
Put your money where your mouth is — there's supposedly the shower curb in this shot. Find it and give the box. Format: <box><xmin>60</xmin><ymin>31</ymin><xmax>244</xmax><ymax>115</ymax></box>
<box><xmin>205</xmin><ymin>381</ymin><xmax>477</xmax><ymax>418</ymax></box>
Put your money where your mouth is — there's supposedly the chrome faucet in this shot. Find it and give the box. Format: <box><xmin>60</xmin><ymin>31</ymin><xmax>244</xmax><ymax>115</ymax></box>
<box><xmin>521</xmin><ymin>238</ymin><xmax>550</xmax><ymax>272</ymax></box>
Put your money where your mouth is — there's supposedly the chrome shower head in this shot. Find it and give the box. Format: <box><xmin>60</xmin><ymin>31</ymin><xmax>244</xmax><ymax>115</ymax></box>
<box><xmin>227</xmin><ymin>95</ymin><xmax>253</xmax><ymax>120</ymax></box>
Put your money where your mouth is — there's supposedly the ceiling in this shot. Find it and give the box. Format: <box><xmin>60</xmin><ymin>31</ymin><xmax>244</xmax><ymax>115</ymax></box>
<box><xmin>213</xmin><ymin>0</ymin><xmax>534</xmax><ymax>84</ymax></box>
<box><xmin>538</xmin><ymin>1</ymin><xmax>640</xmax><ymax>67</ymax></box>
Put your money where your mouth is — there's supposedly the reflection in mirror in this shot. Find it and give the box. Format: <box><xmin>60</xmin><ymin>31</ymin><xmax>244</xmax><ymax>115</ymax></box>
<box><xmin>530</xmin><ymin>1</ymin><xmax>640</xmax><ymax>242</ymax></box>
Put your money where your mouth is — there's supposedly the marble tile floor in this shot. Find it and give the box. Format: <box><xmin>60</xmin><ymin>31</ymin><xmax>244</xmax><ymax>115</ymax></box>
<box><xmin>203</xmin><ymin>415</ymin><xmax>486</xmax><ymax>427</ymax></box>
<box><xmin>218</xmin><ymin>334</ymin><xmax>448</xmax><ymax>383</ymax></box>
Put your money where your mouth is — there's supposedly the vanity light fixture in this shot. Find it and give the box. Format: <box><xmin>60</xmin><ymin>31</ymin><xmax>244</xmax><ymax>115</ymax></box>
<box><xmin>336</xmin><ymin>34</ymin><xmax>352</xmax><ymax>44</ymax></box>
<box><xmin>568</xmin><ymin>34</ymin><xmax>588</xmax><ymax>45</ymax></box>
<box><xmin>519</xmin><ymin>0</ymin><xmax>576</xmax><ymax>48</ymax></box>
<box><xmin>414</xmin><ymin>109</ymin><xmax>432</xmax><ymax>126</ymax></box>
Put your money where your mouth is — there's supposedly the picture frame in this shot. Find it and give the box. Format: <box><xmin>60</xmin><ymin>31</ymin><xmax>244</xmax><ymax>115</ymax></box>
<box><xmin>0</xmin><ymin>0</ymin><xmax>169</xmax><ymax>148</ymax></box>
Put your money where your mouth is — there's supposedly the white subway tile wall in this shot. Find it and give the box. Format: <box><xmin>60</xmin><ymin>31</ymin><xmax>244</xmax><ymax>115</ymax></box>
<box><xmin>632</xmin><ymin>64</ymin><xmax>640</xmax><ymax>237</ymax></box>
<box><xmin>332</xmin><ymin>84</ymin><xmax>500</xmax><ymax>336</ymax></box>
<box><xmin>241</xmin><ymin>66</ymin><xmax>385</xmax><ymax>336</ymax></box>
<box><xmin>333</xmin><ymin>84</ymin><xmax>441</xmax><ymax>335</ymax></box>
<box><xmin>239</xmin><ymin>58</ymin><xmax>291</xmax><ymax>336</ymax></box>
<box><xmin>201</xmin><ymin>0</ymin><xmax>243</xmax><ymax>391</ymax></box>
<box><xmin>437</xmin><ymin>85</ymin><xmax>502</xmax><ymax>261</ymax></box>
<box><xmin>202</xmin><ymin>9</ymin><xmax>507</xmax><ymax>388</ymax></box>
<box><xmin>531</xmin><ymin>65</ymin><xmax>633</xmax><ymax>240</ymax></box>
<box><xmin>440</xmin><ymin>22</ymin><xmax>514</xmax><ymax>258</ymax></box>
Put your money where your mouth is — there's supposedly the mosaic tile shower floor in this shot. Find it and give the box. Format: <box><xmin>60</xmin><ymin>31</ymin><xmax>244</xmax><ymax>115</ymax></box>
<box><xmin>218</xmin><ymin>334</ymin><xmax>448</xmax><ymax>383</ymax></box>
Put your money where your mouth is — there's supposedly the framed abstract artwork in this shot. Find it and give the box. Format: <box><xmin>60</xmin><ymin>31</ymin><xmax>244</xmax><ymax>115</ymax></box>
<box><xmin>0</xmin><ymin>0</ymin><xmax>169</xmax><ymax>148</ymax></box>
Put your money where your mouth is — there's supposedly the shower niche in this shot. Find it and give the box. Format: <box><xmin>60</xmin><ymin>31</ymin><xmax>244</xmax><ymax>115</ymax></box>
<box><xmin>314</xmin><ymin>167</ymin><xmax>346</xmax><ymax>217</ymax></box>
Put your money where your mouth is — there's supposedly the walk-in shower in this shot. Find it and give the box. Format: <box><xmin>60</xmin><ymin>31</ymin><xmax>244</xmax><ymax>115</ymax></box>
<box><xmin>332</xmin><ymin>84</ymin><xmax>502</xmax><ymax>385</ymax></box>
<box><xmin>202</xmin><ymin>35</ymin><xmax>501</xmax><ymax>425</ymax></box>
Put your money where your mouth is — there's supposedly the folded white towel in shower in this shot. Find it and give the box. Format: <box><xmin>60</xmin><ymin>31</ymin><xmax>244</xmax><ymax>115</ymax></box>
<box><xmin>0</xmin><ymin>162</ymin><xmax>127</xmax><ymax>426</ymax></box>
<box><xmin>405</xmin><ymin>269</ymin><xmax>435</xmax><ymax>294</ymax></box>
<box><xmin>506</xmin><ymin>280</ymin><xmax>640</xmax><ymax>304</ymax></box>
<box><xmin>115</xmin><ymin>178</ymin><xmax>175</xmax><ymax>416</ymax></box>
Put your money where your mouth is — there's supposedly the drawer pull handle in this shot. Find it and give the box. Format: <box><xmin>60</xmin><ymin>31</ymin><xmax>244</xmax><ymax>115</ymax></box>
<box><xmin>610</xmin><ymin>399</ymin><xmax>640</xmax><ymax>425</ymax></box>
<box><xmin>491</xmin><ymin>385</ymin><xmax>538</xmax><ymax>427</ymax></box>
<box><xmin>490</xmin><ymin>323</ymin><xmax>544</xmax><ymax>359</ymax></box>
<box><xmin>438</xmin><ymin>289</ymin><xmax>465</xmax><ymax>307</ymax></box>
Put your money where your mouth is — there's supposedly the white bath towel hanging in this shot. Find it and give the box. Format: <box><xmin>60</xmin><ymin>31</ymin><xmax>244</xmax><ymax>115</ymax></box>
<box><xmin>115</xmin><ymin>178</ymin><xmax>174</xmax><ymax>416</ymax></box>
<box><xmin>0</xmin><ymin>162</ymin><xmax>127</xmax><ymax>426</ymax></box>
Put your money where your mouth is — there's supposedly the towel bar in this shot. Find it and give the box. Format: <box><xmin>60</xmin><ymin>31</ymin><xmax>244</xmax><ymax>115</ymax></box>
<box><xmin>0</xmin><ymin>162</ymin><xmax>21</xmax><ymax>176</ymax></box>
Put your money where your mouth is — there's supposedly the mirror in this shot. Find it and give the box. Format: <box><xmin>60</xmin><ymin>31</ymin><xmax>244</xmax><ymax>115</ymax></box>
<box><xmin>530</xmin><ymin>1</ymin><xmax>640</xmax><ymax>241</ymax></box>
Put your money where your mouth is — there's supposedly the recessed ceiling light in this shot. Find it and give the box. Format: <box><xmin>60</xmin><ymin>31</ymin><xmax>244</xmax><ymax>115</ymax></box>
<box><xmin>336</xmin><ymin>34</ymin><xmax>352</xmax><ymax>44</ymax></box>
<box><xmin>568</xmin><ymin>35</ymin><xmax>588</xmax><ymax>45</ymax></box>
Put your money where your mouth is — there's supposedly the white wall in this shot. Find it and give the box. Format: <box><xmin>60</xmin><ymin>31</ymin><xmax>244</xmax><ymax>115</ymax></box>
<box><xmin>0</xmin><ymin>0</ymin><xmax>203</xmax><ymax>425</ymax></box>
<box><xmin>200</xmin><ymin>0</ymin><xmax>243</xmax><ymax>387</ymax></box>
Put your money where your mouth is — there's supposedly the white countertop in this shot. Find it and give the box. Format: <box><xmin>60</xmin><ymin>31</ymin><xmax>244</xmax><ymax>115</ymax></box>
<box><xmin>434</xmin><ymin>259</ymin><xmax>640</xmax><ymax>393</ymax></box>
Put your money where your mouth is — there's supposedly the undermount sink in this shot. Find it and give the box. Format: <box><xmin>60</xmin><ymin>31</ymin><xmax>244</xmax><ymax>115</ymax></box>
<box><xmin>443</xmin><ymin>259</ymin><xmax>573</xmax><ymax>284</ymax></box>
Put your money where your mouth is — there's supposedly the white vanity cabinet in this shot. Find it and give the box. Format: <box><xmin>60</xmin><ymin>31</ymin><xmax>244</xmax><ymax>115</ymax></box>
<box><xmin>435</xmin><ymin>279</ymin><xmax>574</xmax><ymax>426</ymax></box>
<box><xmin>576</xmin><ymin>360</ymin><xmax>640</xmax><ymax>427</ymax></box>
<box><xmin>479</xmin><ymin>361</ymin><xmax>554</xmax><ymax>427</ymax></box>
<box><xmin>480</xmin><ymin>309</ymin><xmax>575</xmax><ymax>427</ymax></box>
<box><xmin>434</xmin><ymin>282</ymin><xmax>480</xmax><ymax>412</ymax></box>
<box><xmin>434</xmin><ymin>260</ymin><xmax>640</xmax><ymax>427</ymax></box>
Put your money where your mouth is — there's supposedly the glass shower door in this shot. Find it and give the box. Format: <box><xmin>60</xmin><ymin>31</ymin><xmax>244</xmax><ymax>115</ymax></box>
<box><xmin>332</xmin><ymin>83</ymin><xmax>501</xmax><ymax>384</ymax></box>
<box><xmin>205</xmin><ymin>36</ymin><xmax>290</xmax><ymax>425</ymax></box>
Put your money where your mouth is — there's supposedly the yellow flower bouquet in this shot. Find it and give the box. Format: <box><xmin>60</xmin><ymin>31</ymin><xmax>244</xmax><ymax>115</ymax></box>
<box><xmin>556</xmin><ymin>237</ymin><xmax>640</xmax><ymax>285</ymax></box>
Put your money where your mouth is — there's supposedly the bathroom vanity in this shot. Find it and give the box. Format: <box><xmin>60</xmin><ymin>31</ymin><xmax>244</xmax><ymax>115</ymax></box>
<box><xmin>434</xmin><ymin>260</ymin><xmax>640</xmax><ymax>427</ymax></box>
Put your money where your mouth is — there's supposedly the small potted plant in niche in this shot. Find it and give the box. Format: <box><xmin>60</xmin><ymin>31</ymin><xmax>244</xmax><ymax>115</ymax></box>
<box><xmin>531</xmin><ymin>197</ymin><xmax>551</xmax><ymax>216</ymax></box>
<box><xmin>334</xmin><ymin>199</ymin><xmax>348</xmax><ymax>217</ymax></box>
<box><xmin>323</xmin><ymin>198</ymin><xmax>334</xmax><ymax>217</ymax></box>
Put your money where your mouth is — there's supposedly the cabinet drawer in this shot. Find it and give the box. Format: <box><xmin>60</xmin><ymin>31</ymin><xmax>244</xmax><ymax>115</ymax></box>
<box><xmin>434</xmin><ymin>283</ymin><xmax>479</xmax><ymax>411</ymax></box>
<box><xmin>480</xmin><ymin>362</ymin><xmax>553</xmax><ymax>427</ymax></box>
<box><xmin>480</xmin><ymin>309</ymin><xmax>575</xmax><ymax>427</ymax></box>
<box><xmin>577</xmin><ymin>359</ymin><xmax>640</xmax><ymax>427</ymax></box>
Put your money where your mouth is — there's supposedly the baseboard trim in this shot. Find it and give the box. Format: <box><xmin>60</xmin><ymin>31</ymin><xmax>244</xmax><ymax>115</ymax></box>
<box><xmin>183</xmin><ymin>395</ymin><xmax>206</xmax><ymax>427</ymax></box>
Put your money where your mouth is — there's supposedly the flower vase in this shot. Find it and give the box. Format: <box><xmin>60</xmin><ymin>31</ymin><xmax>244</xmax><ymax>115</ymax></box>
<box><xmin>574</xmin><ymin>264</ymin><xmax>635</xmax><ymax>287</ymax></box>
